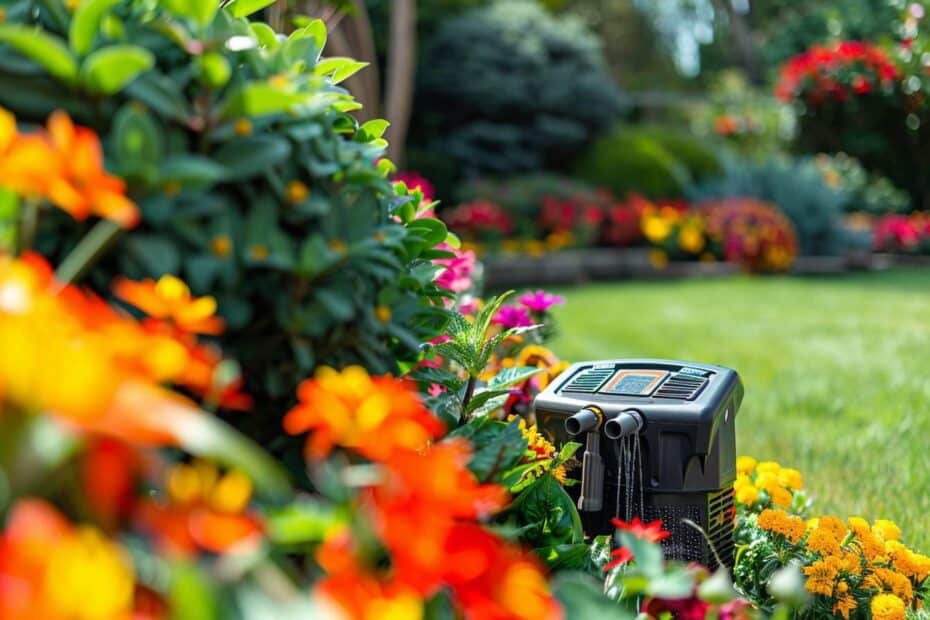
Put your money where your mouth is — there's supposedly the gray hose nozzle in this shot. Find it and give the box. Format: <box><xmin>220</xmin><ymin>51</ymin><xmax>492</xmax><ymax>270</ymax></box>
<box><xmin>604</xmin><ymin>410</ymin><xmax>644</xmax><ymax>440</ymax></box>
<box><xmin>565</xmin><ymin>406</ymin><xmax>603</xmax><ymax>436</ymax></box>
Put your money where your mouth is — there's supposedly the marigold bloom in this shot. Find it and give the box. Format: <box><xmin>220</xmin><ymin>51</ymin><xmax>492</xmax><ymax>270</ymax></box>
<box><xmin>870</xmin><ymin>593</ymin><xmax>906</xmax><ymax>620</ymax></box>
<box><xmin>833</xmin><ymin>593</ymin><xmax>856</xmax><ymax>619</ymax></box>
<box><xmin>757</xmin><ymin>509</ymin><xmax>805</xmax><ymax>543</ymax></box>
<box><xmin>114</xmin><ymin>274</ymin><xmax>224</xmax><ymax>335</ymax></box>
<box><xmin>872</xmin><ymin>519</ymin><xmax>902</xmax><ymax>542</ymax></box>
<box><xmin>735</xmin><ymin>484</ymin><xmax>759</xmax><ymax>506</ymax></box>
<box><xmin>803</xmin><ymin>558</ymin><xmax>839</xmax><ymax>596</ymax></box>
<box><xmin>806</xmin><ymin>528</ymin><xmax>841</xmax><ymax>557</ymax></box>
<box><xmin>134</xmin><ymin>460</ymin><xmax>262</xmax><ymax>557</ymax></box>
<box><xmin>736</xmin><ymin>455</ymin><xmax>757</xmax><ymax>475</ymax></box>
<box><xmin>284</xmin><ymin>366</ymin><xmax>445</xmax><ymax>461</ymax></box>
<box><xmin>0</xmin><ymin>499</ymin><xmax>135</xmax><ymax>620</ymax></box>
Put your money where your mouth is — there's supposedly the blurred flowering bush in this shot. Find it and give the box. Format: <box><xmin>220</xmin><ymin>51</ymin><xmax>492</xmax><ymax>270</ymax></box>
<box><xmin>697</xmin><ymin>199</ymin><xmax>799</xmax><ymax>273</ymax></box>
<box><xmin>873</xmin><ymin>212</ymin><xmax>930</xmax><ymax>254</ymax></box>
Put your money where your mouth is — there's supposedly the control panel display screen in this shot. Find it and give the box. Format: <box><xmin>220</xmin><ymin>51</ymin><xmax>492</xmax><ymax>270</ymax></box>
<box><xmin>601</xmin><ymin>369</ymin><xmax>668</xmax><ymax>396</ymax></box>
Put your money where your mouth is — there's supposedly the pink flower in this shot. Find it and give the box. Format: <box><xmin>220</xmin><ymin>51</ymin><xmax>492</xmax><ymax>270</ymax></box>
<box><xmin>518</xmin><ymin>290</ymin><xmax>565</xmax><ymax>314</ymax></box>
<box><xmin>493</xmin><ymin>305</ymin><xmax>533</xmax><ymax>329</ymax></box>
<box><xmin>434</xmin><ymin>243</ymin><xmax>476</xmax><ymax>294</ymax></box>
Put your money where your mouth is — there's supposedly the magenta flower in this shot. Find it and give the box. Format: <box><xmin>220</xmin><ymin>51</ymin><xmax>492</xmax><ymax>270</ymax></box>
<box><xmin>434</xmin><ymin>243</ymin><xmax>476</xmax><ymax>294</ymax></box>
<box><xmin>493</xmin><ymin>305</ymin><xmax>534</xmax><ymax>329</ymax></box>
<box><xmin>518</xmin><ymin>290</ymin><xmax>565</xmax><ymax>313</ymax></box>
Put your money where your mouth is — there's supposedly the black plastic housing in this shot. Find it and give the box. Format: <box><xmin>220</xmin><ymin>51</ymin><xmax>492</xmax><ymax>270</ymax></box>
<box><xmin>533</xmin><ymin>359</ymin><xmax>743</xmax><ymax>568</ymax></box>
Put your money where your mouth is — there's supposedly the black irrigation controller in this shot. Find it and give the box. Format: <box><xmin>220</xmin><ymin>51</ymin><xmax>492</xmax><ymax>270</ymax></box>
<box><xmin>533</xmin><ymin>359</ymin><xmax>743</xmax><ymax>568</ymax></box>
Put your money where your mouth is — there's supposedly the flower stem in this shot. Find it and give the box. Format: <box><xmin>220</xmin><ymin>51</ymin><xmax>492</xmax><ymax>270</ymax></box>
<box><xmin>55</xmin><ymin>219</ymin><xmax>123</xmax><ymax>285</ymax></box>
<box><xmin>15</xmin><ymin>198</ymin><xmax>41</xmax><ymax>255</ymax></box>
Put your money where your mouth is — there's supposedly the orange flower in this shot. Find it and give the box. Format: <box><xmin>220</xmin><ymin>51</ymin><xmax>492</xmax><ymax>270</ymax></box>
<box><xmin>284</xmin><ymin>366</ymin><xmax>445</xmax><ymax>461</ymax></box>
<box><xmin>0</xmin><ymin>107</ymin><xmax>55</xmax><ymax>198</ymax></box>
<box><xmin>114</xmin><ymin>275</ymin><xmax>225</xmax><ymax>335</ymax></box>
<box><xmin>134</xmin><ymin>460</ymin><xmax>262</xmax><ymax>557</ymax></box>
<box><xmin>43</xmin><ymin>110</ymin><xmax>139</xmax><ymax>227</ymax></box>
<box><xmin>0</xmin><ymin>499</ymin><xmax>136</xmax><ymax>620</ymax></box>
<box><xmin>443</xmin><ymin>523</ymin><xmax>563</xmax><ymax>620</ymax></box>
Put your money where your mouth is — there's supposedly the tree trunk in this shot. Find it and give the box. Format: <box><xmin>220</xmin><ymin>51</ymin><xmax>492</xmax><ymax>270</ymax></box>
<box><xmin>714</xmin><ymin>0</ymin><xmax>763</xmax><ymax>85</ymax></box>
<box><xmin>383</xmin><ymin>0</ymin><xmax>416</xmax><ymax>166</ymax></box>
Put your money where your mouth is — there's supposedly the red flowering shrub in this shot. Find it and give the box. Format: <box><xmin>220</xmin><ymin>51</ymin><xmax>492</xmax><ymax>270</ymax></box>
<box><xmin>441</xmin><ymin>201</ymin><xmax>514</xmax><ymax>242</ymax></box>
<box><xmin>775</xmin><ymin>41</ymin><xmax>899</xmax><ymax>104</ymax></box>
<box><xmin>873</xmin><ymin>213</ymin><xmax>930</xmax><ymax>254</ymax></box>
<box><xmin>695</xmin><ymin>199</ymin><xmax>799</xmax><ymax>273</ymax></box>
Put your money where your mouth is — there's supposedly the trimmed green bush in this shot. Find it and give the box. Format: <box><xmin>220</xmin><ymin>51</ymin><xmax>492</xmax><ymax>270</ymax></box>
<box><xmin>415</xmin><ymin>0</ymin><xmax>624</xmax><ymax>178</ymax></box>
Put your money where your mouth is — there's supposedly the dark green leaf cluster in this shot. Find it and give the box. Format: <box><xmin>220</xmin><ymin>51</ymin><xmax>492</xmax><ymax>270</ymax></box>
<box><xmin>414</xmin><ymin>0</ymin><xmax>625</xmax><ymax>178</ymax></box>
<box><xmin>0</xmin><ymin>0</ymin><xmax>451</xmax><ymax>431</ymax></box>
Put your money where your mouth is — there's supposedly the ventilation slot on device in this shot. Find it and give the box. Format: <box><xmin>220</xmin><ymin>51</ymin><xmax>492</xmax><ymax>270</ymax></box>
<box><xmin>562</xmin><ymin>367</ymin><xmax>615</xmax><ymax>393</ymax></box>
<box><xmin>654</xmin><ymin>374</ymin><xmax>707</xmax><ymax>400</ymax></box>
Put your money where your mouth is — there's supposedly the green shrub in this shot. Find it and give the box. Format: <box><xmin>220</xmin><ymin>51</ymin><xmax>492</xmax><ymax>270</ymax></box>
<box><xmin>0</xmin><ymin>0</ymin><xmax>450</xmax><ymax>430</ymax></box>
<box><xmin>415</xmin><ymin>0</ymin><xmax>624</xmax><ymax>178</ymax></box>
<box><xmin>574</xmin><ymin>128</ymin><xmax>700</xmax><ymax>199</ymax></box>
<box><xmin>636</xmin><ymin>126</ymin><xmax>723</xmax><ymax>182</ymax></box>
<box><xmin>814</xmin><ymin>153</ymin><xmax>912</xmax><ymax>215</ymax></box>
<box><xmin>688</xmin><ymin>158</ymin><xmax>854</xmax><ymax>256</ymax></box>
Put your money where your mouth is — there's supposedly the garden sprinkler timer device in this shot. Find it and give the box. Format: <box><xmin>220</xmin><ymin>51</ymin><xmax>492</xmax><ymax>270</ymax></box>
<box><xmin>533</xmin><ymin>359</ymin><xmax>743</xmax><ymax>568</ymax></box>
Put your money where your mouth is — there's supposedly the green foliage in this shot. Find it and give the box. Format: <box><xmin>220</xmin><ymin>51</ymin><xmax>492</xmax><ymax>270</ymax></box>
<box><xmin>689</xmin><ymin>158</ymin><xmax>854</xmax><ymax>255</ymax></box>
<box><xmin>0</xmin><ymin>1</ymin><xmax>450</xmax><ymax>438</ymax></box>
<box><xmin>814</xmin><ymin>153</ymin><xmax>912</xmax><ymax>215</ymax></box>
<box><xmin>576</xmin><ymin>125</ymin><xmax>721</xmax><ymax>199</ymax></box>
<box><xmin>415</xmin><ymin>0</ymin><xmax>624</xmax><ymax>178</ymax></box>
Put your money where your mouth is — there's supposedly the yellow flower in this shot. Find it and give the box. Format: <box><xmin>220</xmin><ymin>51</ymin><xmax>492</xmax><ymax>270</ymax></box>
<box><xmin>249</xmin><ymin>244</ymin><xmax>270</xmax><ymax>261</ymax></box>
<box><xmin>872</xmin><ymin>520</ymin><xmax>901</xmax><ymax>542</ymax></box>
<box><xmin>806</xmin><ymin>528</ymin><xmax>841</xmax><ymax>557</ymax></box>
<box><xmin>375</xmin><ymin>305</ymin><xmax>392</xmax><ymax>323</ymax></box>
<box><xmin>45</xmin><ymin>527</ymin><xmax>135</xmax><ymax>620</ymax></box>
<box><xmin>803</xmin><ymin>558</ymin><xmax>838</xmax><ymax>596</ymax></box>
<box><xmin>735</xmin><ymin>484</ymin><xmax>759</xmax><ymax>506</ymax></box>
<box><xmin>286</xmin><ymin>180</ymin><xmax>310</xmax><ymax>204</ymax></box>
<box><xmin>885</xmin><ymin>541</ymin><xmax>919</xmax><ymax>578</ymax></box>
<box><xmin>211</xmin><ymin>234</ymin><xmax>233</xmax><ymax>257</ymax></box>
<box><xmin>642</xmin><ymin>214</ymin><xmax>673</xmax><ymax>243</ymax></box>
<box><xmin>756</xmin><ymin>461</ymin><xmax>781</xmax><ymax>475</ymax></box>
<box><xmin>678</xmin><ymin>224</ymin><xmax>705</xmax><ymax>254</ymax></box>
<box><xmin>833</xmin><ymin>594</ymin><xmax>856</xmax><ymax>619</ymax></box>
<box><xmin>234</xmin><ymin>118</ymin><xmax>253</xmax><ymax>136</ymax></box>
<box><xmin>778</xmin><ymin>467</ymin><xmax>803</xmax><ymax>490</ymax></box>
<box><xmin>816</xmin><ymin>516</ymin><xmax>848</xmax><ymax>541</ymax></box>
<box><xmin>736</xmin><ymin>456</ymin><xmax>756</xmax><ymax>475</ymax></box>
<box><xmin>757</xmin><ymin>508</ymin><xmax>805</xmax><ymax>543</ymax></box>
<box><xmin>769</xmin><ymin>486</ymin><xmax>792</xmax><ymax>507</ymax></box>
<box><xmin>866</xmin><ymin>568</ymin><xmax>913</xmax><ymax>603</ymax></box>
<box><xmin>870</xmin><ymin>593</ymin><xmax>906</xmax><ymax>620</ymax></box>
<box><xmin>648</xmin><ymin>249</ymin><xmax>668</xmax><ymax>270</ymax></box>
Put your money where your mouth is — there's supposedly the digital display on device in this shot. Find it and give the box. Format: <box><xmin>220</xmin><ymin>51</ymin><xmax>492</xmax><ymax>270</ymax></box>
<box><xmin>601</xmin><ymin>369</ymin><xmax>668</xmax><ymax>396</ymax></box>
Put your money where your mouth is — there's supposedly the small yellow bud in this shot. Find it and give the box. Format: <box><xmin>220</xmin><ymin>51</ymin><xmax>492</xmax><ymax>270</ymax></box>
<box><xmin>249</xmin><ymin>244</ymin><xmax>269</xmax><ymax>261</ymax></box>
<box><xmin>211</xmin><ymin>235</ymin><xmax>233</xmax><ymax>257</ymax></box>
<box><xmin>286</xmin><ymin>180</ymin><xmax>309</xmax><ymax>204</ymax></box>
<box><xmin>375</xmin><ymin>305</ymin><xmax>392</xmax><ymax>323</ymax></box>
<box><xmin>234</xmin><ymin>118</ymin><xmax>253</xmax><ymax>136</ymax></box>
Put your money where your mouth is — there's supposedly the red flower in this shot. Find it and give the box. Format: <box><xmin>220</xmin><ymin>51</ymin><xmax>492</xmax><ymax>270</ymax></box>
<box><xmin>603</xmin><ymin>546</ymin><xmax>634</xmax><ymax>571</ymax></box>
<box><xmin>611</xmin><ymin>517</ymin><xmax>671</xmax><ymax>543</ymax></box>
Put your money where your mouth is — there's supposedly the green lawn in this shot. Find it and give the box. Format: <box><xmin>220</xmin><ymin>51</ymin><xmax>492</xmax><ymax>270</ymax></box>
<box><xmin>548</xmin><ymin>269</ymin><xmax>930</xmax><ymax>548</ymax></box>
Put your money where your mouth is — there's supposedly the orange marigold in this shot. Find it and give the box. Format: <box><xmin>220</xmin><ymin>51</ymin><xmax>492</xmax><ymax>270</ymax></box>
<box><xmin>114</xmin><ymin>274</ymin><xmax>225</xmax><ymax>335</ymax></box>
<box><xmin>757</xmin><ymin>508</ymin><xmax>805</xmax><ymax>543</ymax></box>
<box><xmin>283</xmin><ymin>365</ymin><xmax>445</xmax><ymax>461</ymax></box>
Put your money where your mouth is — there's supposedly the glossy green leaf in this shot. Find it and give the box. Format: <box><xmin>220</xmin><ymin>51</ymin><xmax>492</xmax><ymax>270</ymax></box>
<box><xmin>266</xmin><ymin>499</ymin><xmax>340</xmax><ymax>545</ymax></box>
<box><xmin>250</xmin><ymin>22</ymin><xmax>278</xmax><ymax>48</ymax></box>
<box><xmin>220</xmin><ymin>82</ymin><xmax>305</xmax><ymax>118</ymax></box>
<box><xmin>70</xmin><ymin>0</ymin><xmax>123</xmax><ymax>56</ymax></box>
<box><xmin>81</xmin><ymin>45</ymin><xmax>154</xmax><ymax>94</ymax></box>
<box><xmin>358</xmin><ymin>118</ymin><xmax>389</xmax><ymax>140</ymax></box>
<box><xmin>170</xmin><ymin>563</ymin><xmax>218</xmax><ymax>620</ymax></box>
<box><xmin>160</xmin><ymin>0</ymin><xmax>218</xmax><ymax>26</ymax></box>
<box><xmin>314</xmin><ymin>56</ymin><xmax>368</xmax><ymax>84</ymax></box>
<box><xmin>196</xmin><ymin>52</ymin><xmax>230</xmax><ymax>88</ymax></box>
<box><xmin>225</xmin><ymin>0</ymin><xmax>276</xmax><ymax>18</ymax></box>
<box><xmin>553</xmin><ymin>573</ymin><xmax>633</xmax><ymax>619</ymax></box>
<box><xmin>0</xmin><ymin>24</ymin><xmax>78</xmax><ymax>84</ymax></box>
<box><xmin>213</xmin><ymin>136</ymin><xmax>291</xmax><ymax>178</ymax></box>
<box><xmin>159</xmin><ymin>155</ymin><xmax>228</xmax><ymax>187</ymax></box>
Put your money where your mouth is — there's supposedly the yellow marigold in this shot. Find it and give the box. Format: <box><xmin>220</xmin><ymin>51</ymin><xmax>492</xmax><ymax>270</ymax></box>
<box><xmin>642</xmin><ymin>214</ymin><xmax>673</xmax><ymax>243</ymax></box>
<box><xmin>911</xmin><ymin>552</ymin><xmax>930</xmax><ymax>581</ymax></box>
<box><xmin>833</xmin><ymin>593</ymin><xmax>856</xmax><ymax>620</ymax></box>
<box><xmin>837</xmin><ymin>550</ymin><xmax>863</xmax><ymax>575</ymax></box>
<box><xmin>778</xmin><ymin>467</ymin><xmax>803</xmax><ymax>490</ymax></box>
<box><xmin>735</xmin><ymin>484</ymin><xmax>759</xmax><ymax>506</ymax></box>
<box><xmin>756</xmin><ymin>461</ymin><xmax>781</xmax><ymax>475</ymax></box>
<box><xmin>871</xmin><ymin>593</ymin><xmax>906</xmax><ymax>620</ymax></box>
<box><xmin>806</xmin><ymin>528</ymin><xmax>841</xmax><ymax>557</ymax></box>
<box><xmin>734</xmin><ymin>473</ymin><xmax>752</xmax><ymax>491</ymax></box>
<box><xmin>848</xmin><ymin>517</ymin><xmax>870</xmax><ymax>536</ymax></box>
<box><xmin>757</xmin><ymin>509</ymin><xmax>805</xmax><ymax>543</ymax></box>
<box><xmin>872</xmin><ymin>520</ymin><xmax>901</xmax><ymax>542</ymax></box>
<box><xmin>769</xmin><ymin>486</ymin><xmax>793</xmax><ymax>508</ymax></box>
<box><xmin>817</xmin><ymin>516</ymin><xmax>848</xmax><ymax>541</ymax></box>
<box><xmin>736</xmin><ymin>456</ymin><xmax>756</xmax><ymax>475</ymax></box>
<box><xmin>866</xmin><ymin>567</ymin><xmax>913</xmax><ymax>603</ymax></box>
<box><xmin>803</xmin><ymin>558</ymin><xmax>838</xmax><ymax>596</ymax></box>
<box><xmin>884</xmin><ymin>541</ymin><xmax>918</xmax><ymax>578</ymax></box>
